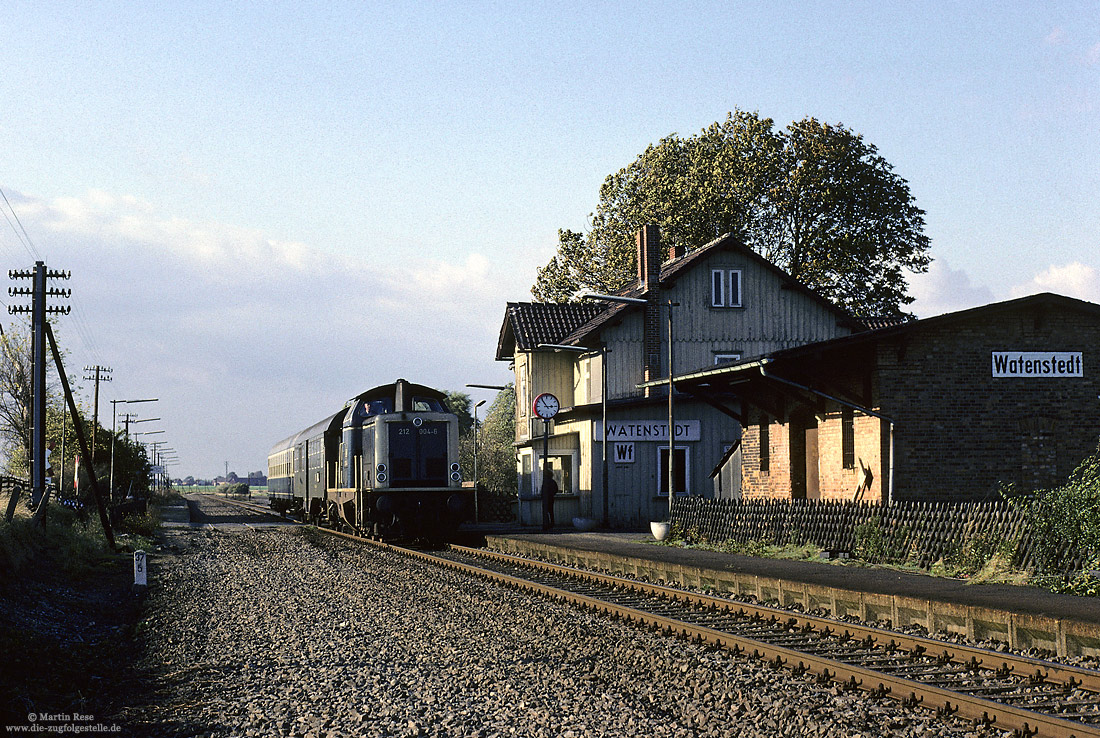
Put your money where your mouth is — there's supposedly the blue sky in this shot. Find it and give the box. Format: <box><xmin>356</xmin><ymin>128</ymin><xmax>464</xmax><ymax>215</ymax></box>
<box><xmin>0</xmin><ymin>2</ymin><xmax>1097</xmax><ymax>477</ymax></box>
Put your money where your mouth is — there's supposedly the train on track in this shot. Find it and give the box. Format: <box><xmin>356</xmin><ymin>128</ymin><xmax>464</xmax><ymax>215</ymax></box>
<box><xmin>267</xmin><ymin>379</ymin><xmax>470</xmax><ymax>540</ymax></box>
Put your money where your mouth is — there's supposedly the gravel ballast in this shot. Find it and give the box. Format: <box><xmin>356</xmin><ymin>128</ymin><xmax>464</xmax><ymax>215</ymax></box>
<box><xmin>121</xmin><ymin>527</ymin><xmax>1007</xmax><ymax>737</ymax></box>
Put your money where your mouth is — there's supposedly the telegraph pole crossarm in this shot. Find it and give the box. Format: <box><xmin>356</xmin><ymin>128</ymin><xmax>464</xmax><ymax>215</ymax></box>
<box><xmin>5</xmin><ymin>263</ymin><xmax>71</xmax><ymax>523</ymax></box>
<box><xmin>83</xmin><ymin>365</ymin><xmax>112</xmax><ymax>463</ymax></box>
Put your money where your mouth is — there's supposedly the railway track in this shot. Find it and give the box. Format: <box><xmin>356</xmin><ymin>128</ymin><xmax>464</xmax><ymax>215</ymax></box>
<box><xmin>201</xmin><ymin>495</ymin><xmax>1100</xmax><ymax>737</ymax></box>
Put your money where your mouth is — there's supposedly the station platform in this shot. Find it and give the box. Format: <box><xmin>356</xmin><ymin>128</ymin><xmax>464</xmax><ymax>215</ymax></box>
<box><xmin>468</xmin><ymin>525</ymin><xmax>1100</xmax><ymax>659</ymax></box>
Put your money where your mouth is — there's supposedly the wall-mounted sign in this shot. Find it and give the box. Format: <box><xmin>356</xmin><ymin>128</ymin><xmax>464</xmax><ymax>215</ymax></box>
<box><xmin>595</xmin><ymin>420</ymin><xmax>701</xmax><ymax>442</ymax></box>
<box><xmin>992</xmin><ymin>352</ymin><xmax>1083</xmax><ymax>378</ymax></box>
<box><xmin>613</xmin><ymin>443</ymin><xmax>635</xmax><ymax>463</ymax></box>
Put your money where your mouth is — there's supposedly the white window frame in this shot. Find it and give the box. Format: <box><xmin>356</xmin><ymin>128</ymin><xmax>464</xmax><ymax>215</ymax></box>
<box><xmin>657</xmin><ymin>445</ymin><xmax>690</xmax><ymax>497</ymax></box>
<box><xmin>728</xmin><ymin>269</ymin><xmax>742</xmax><ymax>307</ymax></box>
<box><xmin>533</xmin><ymin>449</ymin><xmax>577</xmax><ymax>496</ymax></box>
<box><xmin>714</xmin><ymin>353</ymin><xmax>742</xmax><ymax>365</ymax></box>
<box><xmin>710</xmin><ymin>269</ymin><xmax>743</xmax><ymax>308</ymax></box>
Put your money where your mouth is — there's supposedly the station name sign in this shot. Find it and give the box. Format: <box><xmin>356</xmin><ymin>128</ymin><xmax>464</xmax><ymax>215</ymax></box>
<box><xmin>992</xmin><ymin>351</ymin><xmax>1083</xmax><ymax>378</ymax></box>
<box><xmin>594</xmin><ymin>420</ymin><xmax>701</xmax><ymax>442</ymax></box>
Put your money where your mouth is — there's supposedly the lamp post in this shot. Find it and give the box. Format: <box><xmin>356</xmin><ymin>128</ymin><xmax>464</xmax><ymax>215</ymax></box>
<box><xmin>146</xmin><ymin>440</ymin><xmax>166</xmax><ymax>494</ymax></box>
<box><xmin>472</xmin><ymin>400</ymin><xmax>485</xmax><ymax>522</ymax></box>
<box><xmin>666</xmin><ymin>299</ymin><xmax>680</xmax><ymax>519</ymax></box>
<box><xmin>133</xmin><ymin>431</ymin><xmax>165</xmax><ymax>494</ymax></box>
<box><xmin>110</xmin><ymin>398</ymin><xmax>157</xmax><ymax>500</ymax></box>
<box><xmin>580</xmin><ymin>292</ymin><xmax>648</xmax><ymax>527</ymax></box>
<box><xmin>466</xmin><ymin>383</ymin><xmax>508</xmax><ymax>524</ymax></box>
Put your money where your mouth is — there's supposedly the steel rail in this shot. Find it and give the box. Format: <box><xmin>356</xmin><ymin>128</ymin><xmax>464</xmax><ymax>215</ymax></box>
<box><xmin>449</xmin><ymin>544</ymin><xmax>1100</xmax><ymax>696</ymax></box>
<box><xmin>333</xmin><ymin>530</ymin><xmax>1100</xmax><ymax>737</ymax></box>
<box><xmin>195</xmin><ymin>505</ymin><xmax>1100</xmax><ymax>738</ymax></box>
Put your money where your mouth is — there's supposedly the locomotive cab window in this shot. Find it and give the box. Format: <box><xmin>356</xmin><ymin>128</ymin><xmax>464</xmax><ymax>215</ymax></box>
<box><xmin>411</xmin><ymin>396</ymin><xmax>445</xmax><ymax>412</ymax></box>
<box><xmin>366</xmin><ymin>398</ymin><xmax>393</xmax><ymax>416</ymax></box>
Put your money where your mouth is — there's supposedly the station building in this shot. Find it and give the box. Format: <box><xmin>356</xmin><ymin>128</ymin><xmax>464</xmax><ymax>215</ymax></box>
<box><xmin>495</xmin><ymin>226</ymin><xmax>864</xmax><ymax>527</ymax></box>
<box><xmin>659</xmin><ymin>293</ymin><xmax>1100</xmax><ymax>502</ymax></box>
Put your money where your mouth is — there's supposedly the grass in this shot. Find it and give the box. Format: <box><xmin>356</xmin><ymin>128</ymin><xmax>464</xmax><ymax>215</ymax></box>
<box><xmin>0</xmin><ymin>494</ymin><xmax>115</xmax><ymax>578</ymax></box>
<box><xmin>657</xmin><ymin>520</ymin><xmax>1055</xmax><ymax>588</ymax></box>
<box><xmin>0</xmin><ymin>491</ymin><xmax>151</xmax><ymax>726</ymax></box>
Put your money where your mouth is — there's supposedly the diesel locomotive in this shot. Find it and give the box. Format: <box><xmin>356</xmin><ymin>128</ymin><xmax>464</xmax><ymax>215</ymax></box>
<box><xmin>267</xmin><ymin>379</ymin><xmax>470</xmax><ymax>539</ymax></box>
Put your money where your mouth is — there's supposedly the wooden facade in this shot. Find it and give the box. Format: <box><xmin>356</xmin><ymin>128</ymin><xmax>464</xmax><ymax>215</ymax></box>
<box><xmin>496</xmin><ymin>228</ymin><xmax>859</xmax><ymax>528</ymax></box>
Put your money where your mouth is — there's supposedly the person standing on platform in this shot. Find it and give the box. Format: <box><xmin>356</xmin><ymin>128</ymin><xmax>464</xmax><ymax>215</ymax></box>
<box><xmin>541</xmin><ymin>473</ymin><xmax>558</xmax><ymax>531</ymax></box>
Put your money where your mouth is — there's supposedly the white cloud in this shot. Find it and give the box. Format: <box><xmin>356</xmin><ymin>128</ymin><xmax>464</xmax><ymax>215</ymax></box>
<box><xmin>907</xmin><ymin>260</ymin><xmax>995</xmax><ymax>318</ymax></box>
<box><xmin>1009</xmin><ymin>262</ymin><xmax>1100</xmax><ymax>301</ymax></box>
<box><xmin>2</xmin><ymin>188</ymin><xmax>515</xmax><ymax>478</ymax></box>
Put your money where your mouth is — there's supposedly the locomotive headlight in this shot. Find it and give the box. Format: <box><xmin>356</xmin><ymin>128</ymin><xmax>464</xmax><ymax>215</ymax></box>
<box><xmin>449</xmin><ymin>463</ymin><xmax>460</xmax><ymax>472</ymax></box>
<box><xmin>376</xmin><ymin>472</ymin><xmax>388</xmax><ymax>483</ymax></box>
<box><xmin>413</xmin><ymin>417</ymin><xmax>423</xmax><ymax>427</ymax></box>
<box><xmin>377</xmin><ymin>464</ymin><xmax>387</xmax><ymax>473</ymax></box>
<box><xmin>450</xmin><ymin>471</ymin><xmax>462</xmax><ymax>482</ymax></box>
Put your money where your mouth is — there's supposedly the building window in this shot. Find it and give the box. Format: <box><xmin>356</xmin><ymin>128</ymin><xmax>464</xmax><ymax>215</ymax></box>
<box><xmin>658</xmin><ymin>446</ymin><xmax>689</xmax><ymax>496</ymax></box>
<box><xmin>711</xmin><ymin>269</ymin><xmax>743</xmax><ymax>308</ymax></box>
<box><xmin>714</xmin><ymin>353</ymin><xmax>741</xmax><ymax>365</ymax></box>
<box><xmin>841</xmin><ymin>408</ymin><xmax>855</xmax><ymax>469</ymax></box>
<box><xmin>759</xmin><ymin>423</ymin><xmax>770</xmax><ymax>472</ymax></box>
<box><xmin>520</xmin><ymin>452</ymin><xmax>533</xmax><ymax>499</ymax></box>
<box><xmin>535</xmin><ymin>453</ymin><xmax>574</xmax><ymax>496</ymax></box>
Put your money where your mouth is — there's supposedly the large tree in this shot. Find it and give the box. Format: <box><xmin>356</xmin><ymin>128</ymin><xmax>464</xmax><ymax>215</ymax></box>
<box><xmin>533</xmin><ymin>111</ymin><xmax>931</xmax><ymax>317</ymax></box>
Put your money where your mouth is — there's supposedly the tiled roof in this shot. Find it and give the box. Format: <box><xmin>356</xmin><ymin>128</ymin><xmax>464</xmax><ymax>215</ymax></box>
<box><xmin>496</xmin><ymin>302</ymin><xmax>606</xmax><ymax>359</ymax></box>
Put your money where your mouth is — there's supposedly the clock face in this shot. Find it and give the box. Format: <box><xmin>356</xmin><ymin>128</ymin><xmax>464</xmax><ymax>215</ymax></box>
<box><xmin>533</xmin><ymin>392</ymin><xmax>560</xmax><ymax>419</ymax></box>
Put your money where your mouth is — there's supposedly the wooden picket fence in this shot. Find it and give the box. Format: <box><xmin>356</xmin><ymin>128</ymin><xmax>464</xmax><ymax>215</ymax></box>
<box><xmin>670</xmin><ymin>496</ymin><xmax>1088</xmax><ymax>574</ymax></box>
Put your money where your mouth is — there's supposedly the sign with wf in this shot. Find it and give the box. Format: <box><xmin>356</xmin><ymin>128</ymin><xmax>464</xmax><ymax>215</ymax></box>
<box><xmin>613</xmin><ymin>443</ymin><xmax>635</xmax><ymax>463</ymax></box>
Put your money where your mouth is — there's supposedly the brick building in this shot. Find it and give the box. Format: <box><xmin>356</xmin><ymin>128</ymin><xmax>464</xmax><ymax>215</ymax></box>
<box><xmin>657</xmin><ymin>293</ymin><xmax>1100</xmax><ymax>502</ymax></box>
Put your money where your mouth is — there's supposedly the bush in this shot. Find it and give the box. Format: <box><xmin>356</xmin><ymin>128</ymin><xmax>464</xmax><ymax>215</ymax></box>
<box><xmin>1015</xmin><ymin>444</ymin><xmax>1100</xmax><ymax>575</ymax></box>
<box><xmin>852</xmin><ymin>516</ymin><xmax>911</xmax><ymax>564</ymax></box>
<box><xmin>216</xmin><ymin>482</ymin><xmax>250</xmax><ymax>496</ymax></box>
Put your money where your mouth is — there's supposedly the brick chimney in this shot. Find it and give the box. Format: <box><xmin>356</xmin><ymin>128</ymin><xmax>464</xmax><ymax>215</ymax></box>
<box><xmin>637</xmin><ymin>225</ymin><xmax>662</xmax><ymax>394</ymax></box>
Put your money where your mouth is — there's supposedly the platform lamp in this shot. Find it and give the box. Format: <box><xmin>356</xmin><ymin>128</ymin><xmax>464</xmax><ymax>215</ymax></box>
<box><xmin>466</xmin><ymin>383</ymin><xmax>509</xmax><ymax>524</ymax></box>
<box><xmin>160</xmin><ymin>453</ymin><xmax>180</xmax><ymax>492</ymax></box>
<box><xmin>578</xmin><ymin>292</ymin><xmax>649</xmax><ymax>527</ymax></box>
<box><xmin>110</xmin><ymin>398</ymin><xmax>157</xmax><ymax>500</ymax></box>
<box><xmin>157</xmin><ymin>447</ymin><xmax>178</xmax><ymax>493</ymax></box>
<box><xmin>132</xmin><ymin>430</ymin><xmax>165</xmax><ymax>493</ymax></box>
<box><xmin>472</xmin><ymin>400</ymin><xmax>485</xmax><ymax>521</ymax></box>
<box><xmin>146</xmin><ymin>439</ymin><xmax>167</xmax><ymax>493</ymax></box>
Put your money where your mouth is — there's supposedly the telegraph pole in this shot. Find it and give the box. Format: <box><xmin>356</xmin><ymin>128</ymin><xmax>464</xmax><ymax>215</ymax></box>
<box><xmin>6</xmin><ymin>262</ymin><xmax>70</xmax><ymax>515</ymax></box>
<box><xmin>83</xmin><ymin>365</ymin><xmax>112</xmax><ymax>464</ymax></box>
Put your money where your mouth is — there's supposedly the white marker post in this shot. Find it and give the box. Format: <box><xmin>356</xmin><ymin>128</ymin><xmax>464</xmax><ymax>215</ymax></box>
<box><xmin>133</xmin><ymin>550</ymin><xmax>147</xmax><ymax>592</ymax></box>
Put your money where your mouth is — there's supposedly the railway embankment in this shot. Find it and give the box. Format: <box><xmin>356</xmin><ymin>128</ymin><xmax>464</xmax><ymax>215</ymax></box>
<box><xmin>0</xmin><ymin>493</ymin><xmax>160</xmax><ymax>732</ymax></box>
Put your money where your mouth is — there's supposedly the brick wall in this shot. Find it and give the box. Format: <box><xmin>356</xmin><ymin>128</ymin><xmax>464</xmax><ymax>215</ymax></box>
<box><xmin>738</xmin><ymin>301</ymin><xmax>1100</xmax><ymax>502</ymax></box>
<box><xmin>878</xmin><ymin>307</ymin><xmax>1100</xmax><ymax>499</ymax></box>
<box><xmin>815</xmin><ymin>410</ymin><xmax>883</xmax><ymax>501</ymax></box>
